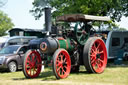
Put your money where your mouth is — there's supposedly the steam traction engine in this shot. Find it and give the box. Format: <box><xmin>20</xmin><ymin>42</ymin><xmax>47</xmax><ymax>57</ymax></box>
<box><xmin>22</xmin><ymin>10</ymin><xmax>110</xmax><ymax>79</ymax></box>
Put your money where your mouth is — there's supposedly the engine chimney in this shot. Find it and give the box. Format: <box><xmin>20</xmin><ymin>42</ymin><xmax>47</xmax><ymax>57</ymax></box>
<box><xmin>44</xmin><ymin>7</ymin><xmax>51</xmax><ymax>33</ymax></box>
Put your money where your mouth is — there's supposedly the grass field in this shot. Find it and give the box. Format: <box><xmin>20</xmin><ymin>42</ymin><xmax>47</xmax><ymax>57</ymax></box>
<box><xmin>0</xmin><ymin>65</ymin><xmax>128</xmax><ymax>85</ymax></box>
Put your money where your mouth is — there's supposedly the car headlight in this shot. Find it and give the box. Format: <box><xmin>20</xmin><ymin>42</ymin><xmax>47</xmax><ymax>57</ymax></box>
<box><xmin>0</xmin><ymin>56</ymin><xmax>6</xmax><ymax>64</ymax></box>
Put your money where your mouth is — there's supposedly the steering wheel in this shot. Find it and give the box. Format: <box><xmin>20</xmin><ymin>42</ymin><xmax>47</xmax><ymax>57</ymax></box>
<box><xmin>74</xmin><ymin>22</ymin><xmax>90</xmax><ymax>45</ymax></box>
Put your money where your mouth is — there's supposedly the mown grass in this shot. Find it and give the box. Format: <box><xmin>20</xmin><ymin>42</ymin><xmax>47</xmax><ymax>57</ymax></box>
<box><xmin>0</xmin><ymin>65</ymin><xmax>128</xmax><ymax>85</ymax></box>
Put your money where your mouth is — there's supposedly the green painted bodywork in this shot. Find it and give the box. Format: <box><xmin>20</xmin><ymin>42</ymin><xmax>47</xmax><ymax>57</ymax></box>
<box><xmin>58</xmin><ymin>38</ymin><xmax>74</xmax><ymax>51</ymax></box>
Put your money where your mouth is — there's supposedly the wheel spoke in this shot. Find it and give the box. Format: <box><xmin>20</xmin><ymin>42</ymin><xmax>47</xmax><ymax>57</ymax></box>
<box><xmin>62</xmin><ymin>68</ymin><xmax>66</xmax><ymax>75</ymax></box>
<box><xmin>63</xmin><ymin>58</ymin><xmax>66</xmax><ymax>62</ymax></box>
<box><xmin>64</xmin><ymin>66</ymin><xmax>67</xmax><ymax>69</ymax></box>
<box><xmin>96</xmin><ymin>43</ymin><xmax>101</xmax><ymax>50</ymax></box>
<box><xmin>99</xmin><ymin>51</ymin><xmax>104</xmax><ymax>54</ymax></box>
<box><xmin>96</xmin><ymin>63</ymin><xmax>100</xmax><ymax>69</ymax></box>
<box><xmin>27</xmin><ymin>57</ymin><xmax>31</xmax><ymax>64</ymax></box>
<box><xmin>56</xmin><ymin>60</ymin><xmax>61</xmax><ymax>67</ymax></box>
<box><xmin>90</xmin><ymin>54</ymin><xmax>95</xmax><ymax>60</ymax></box>
<box><xmin>57</xmin><ymin>63</ymin><xmax>61</xmax><ymax>67</ymax></box>
<box><xmin>98</xmin><ymin>62</ymin><xmax>102</xmax><ymax>68</ymax></box>
<box><xmin>78</xmin><ymin>34</ymin><xmax>84</xmax><ymax>41</ymax></box>
<box><xmin>26</xmin><ymin>57</ymin><xmax>32</xmax><ymax>67</ymax></box>
<box><xmin>57</xmin><ymin>66</ymin><xmax>61</xmax><ymax>72</ymax></box>
<box><xmin>92</xmin><ymin>61</ymin><xmax>96</xmax><ymax>67</ymax></box>
<box><xmin>91</xmin><ymin>48</ymin><xmax>95</xmax><ymax>54</ymax></box>
<box><xmin>95</xmin><ymin>59</ymin><xmax>102</xmax><ymax>69</ymax></box>
<box><xmin>63</xmin><ymin>56</ymin><xmax>67</xmax><ymax>64</ymax></box>
<box><xmin>60</xmin><ymin>55</ymin><xmax>63</xmax><ymax>62</ymax></box>
<box><xmin>93</xmin><ymin>43</ymin><xmax>97</xmax><ymax>51</ymax></box>
<box><xmin>91</xmin><ymin>58</ymin><xmax>96</xmax><ymax>64</ymax></box>
<box><xmin>90</xmin><ymin>54</ymin><xmax>95</xmax><ymax>57</ymax></box>
<box><xmin>99</xmin><ymin>59</ymin><xmax>103</xmax><ymax>63</ymax></box>
<box><xmin>33</xmin><ymin>56</ymin><xmax>37</xmax><ymax>63</ymax></box>
<box><xmin>33</xmin><ymin>66</ymin><xmax>37</xmax><ymax>75</ymax></box>
<box><xmin>99</xmin><ymin>59</ymin><xmax>104</xmax><ymax>65</ymax></box>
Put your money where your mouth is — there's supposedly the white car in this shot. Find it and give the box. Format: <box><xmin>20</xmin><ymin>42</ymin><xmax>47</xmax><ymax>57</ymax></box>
<box><xmin>0</xmin><ymin>36</ymin><xmax>37</xmax><ymax>50</ymax></box>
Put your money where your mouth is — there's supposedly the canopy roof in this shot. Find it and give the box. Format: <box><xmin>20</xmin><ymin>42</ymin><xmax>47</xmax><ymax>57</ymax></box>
<box><xmin>56</xmin><ymin>14</ymin><xmax>110</xmax><ymax>22</ymax></box>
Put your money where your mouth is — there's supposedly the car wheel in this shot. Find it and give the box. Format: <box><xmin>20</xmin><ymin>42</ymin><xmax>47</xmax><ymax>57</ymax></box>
<box><xmin>8</xmin><ymin>61</ymin><xmax>17</xmax><ymax>72</ymax></box>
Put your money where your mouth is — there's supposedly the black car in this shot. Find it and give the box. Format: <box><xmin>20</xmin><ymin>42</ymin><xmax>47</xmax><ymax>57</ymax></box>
<box><xmin>0</xmin><ymin>45</ymin><xmax>28</xmax><ymax>72</ymax></box>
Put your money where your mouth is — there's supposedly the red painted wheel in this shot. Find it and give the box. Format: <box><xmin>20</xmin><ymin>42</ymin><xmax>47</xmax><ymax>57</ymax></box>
<box><xmin>83</xmin><ymin>37</ymin><xmax>107</xmax><ymax>73</ymax></box>
<box><xmin>23</xmin><ymin>50</ymin><xmax>42</xmax><ymax>78</ymax></box>
<box><xmin>52</xmin><ymin>49</ymin><xmax>71</xmax><ymax>79</ymax></box>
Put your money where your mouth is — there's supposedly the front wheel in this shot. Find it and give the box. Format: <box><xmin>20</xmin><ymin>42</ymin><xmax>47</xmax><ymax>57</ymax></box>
<box><xmin>23</xmin><ymin>50</ymin><xmax>42</xmax><ymax>78</ymax></box>
<box><xmin>83</xmin><ymin>37</ymin><xmax>107</xmax><ymax>73</ymax></box>
<box><xmin>8</xmin><ymin>61</ymin><xmax>17</xmax><ymax>72</ymax></box>
<box><xmin>52</xmin><ymin>49</ymin><xmax>71</xmax><ymax>79</ymax></box>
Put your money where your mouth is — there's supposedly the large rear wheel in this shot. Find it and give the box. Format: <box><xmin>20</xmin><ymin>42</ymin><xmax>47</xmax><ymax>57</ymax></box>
<box><xmin>23</xmin><ymin>50</ymin><xmax>42</xmax><ymax>78</ymax></box>
<box><xmin>83</xmin><ymin>37</ymin><xmax>107</xmax><ymax>73</ymax></box>
<box><xmin>52</xmin><ymin>49</ymin><xmax>71</xmax><ymax>79</ymax></box>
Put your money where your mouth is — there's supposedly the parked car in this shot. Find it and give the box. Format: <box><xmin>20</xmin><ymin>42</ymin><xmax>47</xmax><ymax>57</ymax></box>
<box><xmin>0</xmin><ymin>45</ymin><xmax>29</xmax><ymax>72</ymax></box>
<box><xmin>0</xmin><ymin>36</ymin><xmax>37</xmax><ymax>50</ymax></box>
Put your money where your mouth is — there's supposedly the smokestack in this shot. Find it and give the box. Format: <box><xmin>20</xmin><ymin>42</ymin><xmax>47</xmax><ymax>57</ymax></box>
<box><xmin>44</xmin><ymin>7</ymin><xmax>51</xmax><ymax>33</ymax></box>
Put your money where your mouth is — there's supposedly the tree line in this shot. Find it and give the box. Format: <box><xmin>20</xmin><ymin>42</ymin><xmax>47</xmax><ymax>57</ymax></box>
<box><xmin>30</xmin><ymin>0</ymin><xmax>128</xmax><ymax>30</ymax></box>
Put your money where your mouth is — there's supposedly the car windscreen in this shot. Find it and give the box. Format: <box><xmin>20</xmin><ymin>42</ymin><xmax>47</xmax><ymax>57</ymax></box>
<box><xmin>0</xmin><ymin>43</ymin><xmax>5</xmax><ymax>50</ymax></box>
<box><xmin>0</xmin><ymin>45</ymin><xmax>20</xmax><ymax>54</ymax></box>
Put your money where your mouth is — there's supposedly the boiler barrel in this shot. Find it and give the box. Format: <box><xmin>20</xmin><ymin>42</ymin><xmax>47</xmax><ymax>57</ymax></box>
<box><xmin>40</xmin><ymin>37</ymin><xmax>74</xmax><ymax>54</ymax></box>
<box><xmin>40</xmin><ymin>37</ymin><xmax>58</xmax><ymax>53</ymax></box>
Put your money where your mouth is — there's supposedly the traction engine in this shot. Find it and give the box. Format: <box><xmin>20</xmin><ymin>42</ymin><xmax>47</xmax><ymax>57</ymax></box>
<box><xmin>22</xmin><ymin>8</ymin><xmax>109</xmax><ymax>79</ymax></box>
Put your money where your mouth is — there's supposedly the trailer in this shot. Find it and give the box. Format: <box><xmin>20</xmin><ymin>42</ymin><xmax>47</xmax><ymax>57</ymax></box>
<box><xmin>106</xmin><ymin>31</ymin><xmax>128</xmax><ymax>64</ymax></box>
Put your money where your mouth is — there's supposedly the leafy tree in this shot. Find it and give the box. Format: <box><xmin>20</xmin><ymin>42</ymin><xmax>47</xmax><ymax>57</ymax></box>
<box><xmin>0</xmin><ymin>11</ymin><xmax>14</xmax><ymax>36</ymax></box>
<box><xmin>31</xmin><ymin>0</ymin><xmax>128</xmax><ymax>22</ymax></box>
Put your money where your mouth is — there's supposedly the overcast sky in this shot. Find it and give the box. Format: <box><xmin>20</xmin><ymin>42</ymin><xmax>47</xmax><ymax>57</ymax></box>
<box><xmin>0</xmin><ymin>0</ymin><xmax>128</xmax><ymax>30</ymax></box>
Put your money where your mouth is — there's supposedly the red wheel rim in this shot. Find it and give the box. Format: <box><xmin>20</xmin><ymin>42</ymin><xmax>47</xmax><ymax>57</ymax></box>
<box><xmin>25</xmin><ymin>50</ymin><xmax>42</xmax><ymax>78</ymax></box>
<box><xmin>90</xmin><ymin>39</ymin><xmax>107</xmax><ymax>73</ymax></box>
<box><xmin>55</xmin><ymin>50</ymin><xmax>71</xmax><ymax>79</ymax></box>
